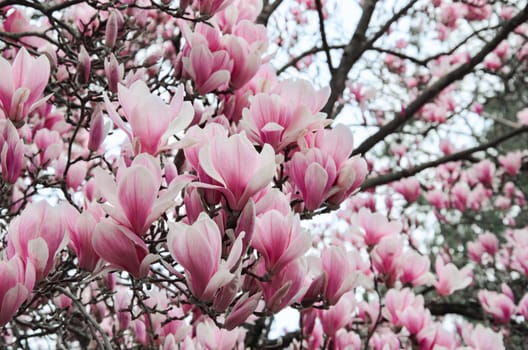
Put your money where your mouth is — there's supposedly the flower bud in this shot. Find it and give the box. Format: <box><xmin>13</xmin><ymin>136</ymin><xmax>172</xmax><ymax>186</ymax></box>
<box><xmin>104</xmin><ymin>53</ymin><xmax>123</xmax><ymax>93</ymax></box>
<box><xmin>88</xmin><ymin>106</ymin><xmax>107</xmax><ymax>152</ymax></box>
<box><xmin>105</xmin><ymin>11</ymin><xmax>119</xmax><ymax>48</ymax></box>
<box><xmin>77</xmin><ymin>45</ymin><xmax>91</xmax><ymax>84</ymax></box>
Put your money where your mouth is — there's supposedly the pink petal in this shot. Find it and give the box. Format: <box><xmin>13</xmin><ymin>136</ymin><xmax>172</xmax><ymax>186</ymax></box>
<box><xmin>304</xmin><ymin>163</ymin><xmax>329</xmax><ymax>211</ymax></box>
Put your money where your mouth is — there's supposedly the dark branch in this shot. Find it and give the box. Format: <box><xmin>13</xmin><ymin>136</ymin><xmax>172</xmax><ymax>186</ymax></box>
<box><xmin>314</xmin><ymin>0</ymin><xmax>335</xmax><ymax>74</ymax></box>
<box><xmin>257</xmin><ymin>0</ymin><xmax>285</xmax><ymax>26</ymax></box>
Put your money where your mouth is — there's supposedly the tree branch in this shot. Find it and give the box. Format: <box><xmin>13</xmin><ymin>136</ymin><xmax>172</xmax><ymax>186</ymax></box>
<box><xmin>427</xmin><ymin>300</ymin><xmax>483</xmax><ymax>320</ymax></box>
<box><xmin>277</xmin><ymin>44</ymin><xmax>346</xmax><ymax>74</ymax></box>
<box><xmin>321</xmin><ymin>0</ymin><xmax>379</xmax><ymax>117</ymax></box>
<box><xmin>257</xmin><ymin>0</ymin><xmax>285</xmax><ymax>26</ymax></box>
<box><xmin>352</xmin><ymin>3</ymin><xmax>528</xmax><ymax>156</ymax></box>
<box><xmin>322</xmin><ymin>0</ymin><xmax>420</xmax><ymax>118</ymax></box>
<box><xmin>361</xmin><ymin>126</ymin><xmax>528</xmax><ymax>190</ymax></box>
<box><xmin>314</xmin><ymin>0</ymin><xmax>334</xmax><ymax>74</ymax></box>
<box><xmin>55</xmin><ymin>286</ymin><xmax>113</xmax><ymax>350</ymax></box>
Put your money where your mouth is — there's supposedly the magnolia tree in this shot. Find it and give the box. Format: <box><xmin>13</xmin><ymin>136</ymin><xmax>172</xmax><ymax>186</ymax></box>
<box><xmin>0</xmin><ymin>0</ymin><xmax>527</xmax><ymax>349</ymax></box>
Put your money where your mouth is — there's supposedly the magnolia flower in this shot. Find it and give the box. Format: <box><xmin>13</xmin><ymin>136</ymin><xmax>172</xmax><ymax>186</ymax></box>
<box><xmin>0</xmin><ymin>48</ymin><xmax>50</xmax><ymax>125</ymax></box>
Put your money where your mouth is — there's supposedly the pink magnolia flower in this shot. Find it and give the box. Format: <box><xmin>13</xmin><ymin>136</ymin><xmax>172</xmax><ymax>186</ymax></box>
<box><xmin>301</xmin><ymin>256</ymin><xmax>326</xmax><ymax>305</ymax></box>
<box><xmin>7</xmin><ymin>201</ymin><xmax>67</xmax><ymax>281</ymax></box>
<box><xmin>383</xmin><ymin>288</ymin><xmax>425</xmax><ymax>328</ymax></box>
<box><xmin>478</xmin><ymin>290</ymin><xmax>515</xmax><ymax>324</ymax></box>
<box><xmin>286</xmin><ymin>150</ymin><xmax>332</xmax><ymax>209</ymax></box>
<box><xmin>104</xmin><ymin>81</ymin><xmax>193</xmax><ymax>155</ymax></box>
<box><xmin>240</xmin><ymin>92</ymin><xmax>326</xmax><ymax>151</ymax></box>
<box><xmin>478</xmin><ymin>232</ymin><xmax>498</xmax><ymax>255</ymax></box>
<box><xmin>463</xmin><ymin>2</ymin><xmax>492</xmax><ymax>21</ymax></box>
<box><xmin>498</xmin><ymin>151</ymin><xmax>523</xmax><ymax>176</ymax></box>
<box><xmin>353</xmin><ymin>208</ymin><xmax>401</xmax><ymax>246</ymax></box>
<box><xmin>433</xmin><ymin>256</ymin><xmax>472</xmax><ymax>296</ymax></box>
<box><xmin>193</xmin><ymin>0</ymin><xmax>234</xmax><ymax>16</ymax></box>
<box><xmin>223</xmin><ymin>35</ymin><xmax>261</xmax><ymax>89</ymax></box>
<box><xmin>349</xmin><ymin>83</ymin><xmax>376</xmax><ymax>112</ymax></box>
<box><xmin>421</xmin><ymin>103</ymin><xmax>447</xmax><ymax>123</ymax></box>
<box><xmin>467</xmin><ymin>240</ymin><xmax>485</xmax><ymax>263</ymax></box>
<box><xmin>92</xmin><ymin>219</ymin><xmax>158</xmax><ymax>279</ymax></box>
<box><xmin>167</xmin><ymin>213</ymin><xmax>243</xmax><ymax>301</ymax></box>
<box><xmin>425</xmin><ymin>189</ymin><xmax>448</xmax><ymax>210</ymax></box>
<box><xmin>416</xmin><ymin>323</ymin><xmax>456</xmax><ymax>350</ymax></box>
<box><xmin>440</xmin><ymin>3</ymin><xmax>465</xmax><ymax>29</ymax></box>
<box><xmin>397</xmin><ymin>250</ymin><xmax>434</xmax><ymax>287</ymax></box>
<box><xmin>224</xmin><ymin>292</ymin><xmax>261</xmax><ymax>330</ymax></box>
<box><xmin>322</xmin><ymin>245</ymin><xmax>367</xmax><ymax>305</ymax></box>
<box><xmin>369</xmin><ymin>331</ymin><xmax>400</xmax><ymax>350</ymax></box>
<box><xmin>104</xmin><ymin>10</ymin><xmax>120</xmax><ymax>48</ymax></box>
<box><xmin>65</xmin><ymin>160</ymin><xmax>87</xmax><ymax>190</ymax></box>
<box><xmin>252</xmin><ymin>211</ymin><xmax>311</xmax><ymax>274</ymax></box>
<box><xmin>0</xmin><ymin>256</ymin><xmax>35</xmax><ymax>326</ymax></box>
<box><xmin>451</xmin><ymin>182</ymin><xmax>470</xmax><ymax>210</ymax></box>
<box><xmin>272</xmin><ymin>79</ymin><xmax>329</xmax><ymax>115</ymax></box>
<box><xmin>33</xmin><ymin>128</ymin><xmax>63</xmax><ymax>167</ymax></box>
<box><xmin>472</xmin><ymin>159</ymin><xmax>495</xmax><ymax>187</ymax></box>
<box><xmin>114</xmin><ymin>287</ymin><xmax>132</xmax><ymax>331</ymax></box>
<box><xmin>183</xmin><ymin>123</ymin><xmax>228</xmax><ymax>174</ymax></box>
<box><xmin>0</xmin><ymin>119</ymin><xmax>25</xmax><ymax>183</ymax></box>
<box><xmin>195</xmin><ymin>319</ymin><xmax>244</xmax><ymax>350</ymax></box>
<box><xmin>334</xmin><ymin>329</ymin><xmax>361</xmax><ymax>350</ymax></box>
<box><xmin>462</xmin><ymin>324</ymin><xmax>505</xmax><ymax>350</ymax></box>
<box><xmin>94</xmin><ymin>154</ymin><xmax>187</xmax><ymax>236</ymax></box>
<box><xmin>258</xmin><ymin>258</ymin><xmax>309</xmax><ymax>312</ymax></box>
<box><xmin>0</xmin><ymin>48</ymin><xmax>50</xmax><ymax>125</ymax></box>
<box><xmin>393</xmin><ymin>177</ymin><xmax>421</xmax><ymax>203</ymax></box>
<box><xmin>215</xmin><ymin>2</ymin><xmax>263</xmax><ymax>30</ymax></box>
<box><xmin>254</xmin><ymin>188</ymin><xmax>291</xmax><ymax>216</ymax></box>
<box><xmin>399</xmin><ymin>304</ymin><xmax>431</xmax><ymax>335</ymax></box>
<box><xmin>4</xmin><ymin>9</ymin><xmax>49</xmax><ymax>48</ymax></box>
<box><xmin>197</xmin><ymin>132</ymin><xmax>275</xmax><ymax>210</ymax></box>
<box><xmin>371</xmin><ymin>236</ymin><xmax>404</xmax><ymax>279</ymax></box>
<box><xmin>64</xmin><ymin>207</ymin><xmax>101</xmax><ymax>272</ymax></box>
<box><xmin>232</xmin><ymin>19</ymin><xmax>268</xmax><ymax>52</ymax></box>
<box><xmin>287</xmin><ymin>138</ymin><xmax>365</xmax><ymax>211</ymax></box>
<box><xmin>182</xmin><ymin>44</ymin><xmax>232</xmax><ymax>95</ymax></box>
<box><xmin>319</xmin><ymin>295</ymin><xmax>355</xmax><ymax>336</ymax></box>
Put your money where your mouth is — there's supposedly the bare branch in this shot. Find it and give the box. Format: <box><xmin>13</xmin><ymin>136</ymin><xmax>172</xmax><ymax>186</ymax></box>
<box><xmin>314</xmin><ymin>0</ymin><xmax>335</xmax><ymax>74</ymax></box>
<box><xmin>277</xmin><ymin>44</ymin><xmax>346</xmax><ymax>74</ymax></box>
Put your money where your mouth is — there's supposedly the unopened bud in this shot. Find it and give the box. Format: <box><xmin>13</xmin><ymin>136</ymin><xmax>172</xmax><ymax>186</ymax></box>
<box><xmin>104</xmin><ymin>53</ymin><xmax>124</xmax><ymax>93</ymax></box>
<box><xmin>77</xmin><ymin>45</ymin><xmax>91</xmax><ymax>84</ymax></box>
<box><xmin>105</xmin><ymin>11</ymin><xmax>119</xmax><ymax>48</ymax></box>
<box><xmin>88</xmin><ymin>106</ymin><xmax>106</xmax><ymax>152</ymax></box>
